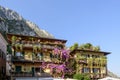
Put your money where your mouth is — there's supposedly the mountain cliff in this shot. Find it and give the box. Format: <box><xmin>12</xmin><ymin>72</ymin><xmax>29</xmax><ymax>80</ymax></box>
<box><xmin>0</xmin><ymin>5</ymin><xmax>54</xmax><ymax>38</ymax></box>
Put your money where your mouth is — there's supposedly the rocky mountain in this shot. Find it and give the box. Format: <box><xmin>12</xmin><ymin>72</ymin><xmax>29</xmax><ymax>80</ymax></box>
<box><xmin>0</xmin><ymin>5</ymin><xmax>54</xmax><ymax>38</ymax></box>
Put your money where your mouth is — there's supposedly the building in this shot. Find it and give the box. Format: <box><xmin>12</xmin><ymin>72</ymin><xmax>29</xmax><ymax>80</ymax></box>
<box><xmin>7</xmin><ymin>33</ymin><xmax>68</xmax><ymax>79</ymax></box>
<box><xmin>7</xmin><ymin>33</ymin><xmax>110</xmax><ymax>79</ymax></box>
<box><xmin>0</xmin><ymin>32</ymin><xmax>8</xmax><ymax>80</ymax></box>
<box><xmin>69</xmin><ymin>49</ymin><xmax>110</xmax><ymax>79</ymax></box>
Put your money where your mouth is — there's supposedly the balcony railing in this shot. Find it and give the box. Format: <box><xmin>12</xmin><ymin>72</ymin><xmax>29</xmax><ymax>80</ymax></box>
<box><xmin>12</xmin><ymin>56</ymin><xmax>62</xmax><ymax>63</ymax></box>
<box><xmin>12</xmin><ymin>56</ymin><xmax>24</xmax><ymax>61</ymax></box>
<box><xmin>89</xmin><ymin>73</ymin><xmax>106</xmax><ymax>79</ymax></box>
<box><xmin>12</xmin><ymin>72</ymin><xmax>33</xmax><ymax>77</ymax></box>
<box><xmin>11</xmin><ymin>72</ymin><xmax>51</xmax><ymax>77</ymax></box>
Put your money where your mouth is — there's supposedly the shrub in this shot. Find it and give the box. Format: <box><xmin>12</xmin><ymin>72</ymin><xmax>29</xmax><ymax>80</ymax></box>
<box><xmin>73</xmin><ymin>73</ymin><xmax>91</xmax><ymax>80</ymax></box>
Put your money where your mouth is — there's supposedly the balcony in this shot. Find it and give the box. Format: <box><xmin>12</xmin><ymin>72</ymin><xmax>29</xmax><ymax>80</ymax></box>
<box><xmin>12</xmin><ymin>56</ymin><xmax>33</xmax><ymax>63</ymax></box>
<box><xmin>11</xmin><ymin>72</ymin><xmax>51</xmax><ymax>77</ymax></box>
<box><xmin>12</xmin><ymin>72</ymin><xmax>32</xmax><ymax>77</ymax></box>
<box><xmin>12</xmin><ymin>56</ymin><xmax>61</xmax><ymax>64</ymax></box>
<box><xmin>90</xmin><ymin>73</ymin><xmax>103</xmax><ymax>79</ymax></box>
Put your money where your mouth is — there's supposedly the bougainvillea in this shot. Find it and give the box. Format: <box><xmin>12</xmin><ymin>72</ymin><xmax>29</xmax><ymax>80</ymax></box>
<box><xmin>40</xmin><ymin>48</ymin><xmax>71</xmax><ymax>78</ymax></box>
<box><xmin>61</xmin><ymin>49</ymin><xmax>70</xmax><ymax>61</ymax></box>
<box><xmin>53</xmin><ymin>48</ymin><xmax>59</xmax><ymax>54</ymax></box>
<box><xmin>40</xmin><ymin>63</ymin><xmax>66</xmax><ymax>78</ymax></box>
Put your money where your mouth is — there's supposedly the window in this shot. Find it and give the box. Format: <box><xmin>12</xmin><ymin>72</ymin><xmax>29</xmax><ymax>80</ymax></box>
<box><xmin>15</xmin><ymin>66</ymin><xmax>21</xmax><ymax>72</ymax></box>
<box><xmin>83</xmin><ymin>68</ymin><xmax>90</xmax><ymax>73</ymax></box>
<box><xmin>93</xmin><ymin>68</ymin><xmax>99</xmax><ymax>73</ymax></box>
<box><xmin>16</xmin><ymin>52</ymin><xmax>23</xmax><ymax>57</ymax></box>
<box><xmin>37</xmin><ymin>52</ymin><xmax>43</xmax><ymax>60</ymax></box>
<box><xmin>87</xmin><ymin>54</ymin><xmax>90</xmax><ymax>58</ymax></box>
<box><xmin>50</xmin><ymin>52</ymin><xmax>52</xmax><ymax>58</ymax></box>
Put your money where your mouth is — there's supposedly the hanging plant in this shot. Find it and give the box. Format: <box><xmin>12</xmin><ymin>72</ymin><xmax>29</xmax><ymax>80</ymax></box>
<box><xmin>15</xmin><ymin>39</ymin><xmax>19</xmax><ymax>50</ymax></box>
<box><xmin>15</xmin><ymin>44</ymin><xmax>19</xmax><ymax>50</ymax></box>
<box><xmin>100</xmin><ymin>56</ymin><xmax>107</xmax><ymax>67</ymax></box>
<box><xmin>74</xmin><ymin>53</ymin><xmax>81</xmax><ymax>61</ymax></box>
<box><xmin>28</xmin><ymin>37</ymin><xmax>34</xmax><ymax>44</ymax></box>
<box><xmin>33</xmin><ymin>45</ymin><xmax>37</xmax><ymax>52</ymax></box>
<box><xmin>37</xmin><ymin>44</ymin><xmax>41</xmax><ymax>51</ymax></box>
<box><xmin>32</xmin><ymin>52</ymin><xmax>36</xmax><ymax>60</ymax></box>
<box><xmin>37</xmin><ymin>39</ymin><xmax>41</xmax><ymax>51</ymax></box>
<box><xmin>15</xmin><ymin>44</ymin><xmax>23</xmax><ymax>51</ymax></box>
<box><xmin>19</xmin><ymin>44</ymin><xmax>23</xmax><ymax>51</ymax></box>
<box><xmin>87</xmin><ymin>57</ymin><xmax>93</xmax><ymax>66</ymax></box>
<box><xmin>102</xmin><ymin>56</ymin><xmax>107</xmax><ymax>65</ymax></box>
<box><xmin>11</xmin><ymin>36</ymin><xmax>17</xmax><ymax>45</ymax></box>
<box><xmin>95</xmin><ymin>58</ymin><xmax>100</xmax><ymax>66</ymax></box>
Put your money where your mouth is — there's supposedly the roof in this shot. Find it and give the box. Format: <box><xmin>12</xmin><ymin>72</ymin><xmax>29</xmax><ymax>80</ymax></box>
<box><xmin>7</xmin><ymin>33</ymin><xmax>67</xmax><ymax>43</ymax></box>
<box><xmin>70</xmin><ymin>49</ymin><xmax>111</xmax><ymax>55</ymax></box>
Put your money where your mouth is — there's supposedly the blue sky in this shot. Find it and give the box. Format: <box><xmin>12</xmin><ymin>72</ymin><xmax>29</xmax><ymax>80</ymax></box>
<box><xmin>0</xmin><ymin>0</ymin><xmax>120</xmax><ymax>76</ymax></box>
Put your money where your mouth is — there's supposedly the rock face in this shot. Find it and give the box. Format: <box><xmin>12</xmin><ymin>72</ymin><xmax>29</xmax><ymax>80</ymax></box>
<box><xmin>0</xmin><ymin>5</ymin><xmax>54</xmax><ymax>38</ymax></box>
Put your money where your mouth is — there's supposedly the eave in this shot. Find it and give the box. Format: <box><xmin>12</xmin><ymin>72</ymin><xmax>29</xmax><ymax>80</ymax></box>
<box><xmin>7</xmin><ymin>33</ymin><xmax>67</xmax><ymax>43</ymax></box>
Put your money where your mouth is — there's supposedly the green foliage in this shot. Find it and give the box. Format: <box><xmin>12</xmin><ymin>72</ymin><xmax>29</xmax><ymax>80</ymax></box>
<box><xmin>79</xmin><ymin>43</ymin><xmax>100</xmax><ymax>51</ymax></box>
<box><xmin>84</xmin><ymin>75</ymin><xmax>91</xmax><ymax>80</ymax></box>
<box><xmin>11</xmin><ymin>35</ymin><xmax>17</xmax><ymax>42</ymax></box>
<box><xmin>73</xmin><ymin>73</ymin><xmax>83</xmax><ymax>80</ymax></box>
<box><xmin>73</xmin><ymin>73</ymin><xmax>91</xmax><ymax>80</ymax></box>
<box><xmin>79</xmin><ymin>43</ymin><xmax>93</xmax><ymax>50</ymax></box>
<box><xmin>7</xmin><ymin>44</ymin><xmax>12</xmax><ymax>54</ymax></box>
<box><xmin>74</xmin><ymin>43</ymin><xmax>79</xmax><ymax>48</ymax></box>
<box><xmin>93</xmin><ymin>46</ymin><xmax>100</xmax><ymax>51</ymax></box>
<box><xmin>70</xmin><ymin>43</ymin><xmax>79</xmax><ymax>51</ymax></box>
<box><xmin>70</xmin><ymin>42</ymin><xmax>101</xmax><ymax>51</ymax></box>
<box><xmin>70</xmin><ymin>46</ymin><xmax>74</xmax><ymax>51</ymax></box>
<box><xmin>83</xmin><ymin>43</ymin><xmax>92</xmax><ymax>49</ymax></box>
